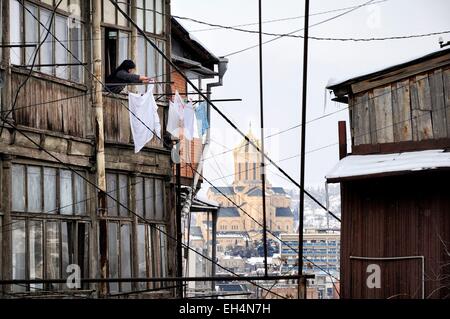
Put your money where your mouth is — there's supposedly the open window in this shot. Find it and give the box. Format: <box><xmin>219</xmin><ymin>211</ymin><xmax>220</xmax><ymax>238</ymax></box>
<box><xmin>104</xmin><ymin>28</ymin><xmax>130</xmax><ymax>81</ymax></box>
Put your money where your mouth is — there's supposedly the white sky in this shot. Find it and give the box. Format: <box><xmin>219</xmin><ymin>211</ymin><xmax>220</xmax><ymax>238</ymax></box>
<box><xmin>171</xmin><ymin>0</ymin><xmax>450</xmax><ymax>191</ymax></box>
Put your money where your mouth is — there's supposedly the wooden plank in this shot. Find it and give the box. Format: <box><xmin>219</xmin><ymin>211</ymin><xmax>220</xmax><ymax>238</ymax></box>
<box><xmin>373</xmin><ymin>85</ymin><xmax>394</xmax><ymax>143</ymax></box>
<box><xmin>442</xmin><ymin>68</ymin><xmax>450</xmax><ymax>138</ymax></box>
<box><xmin>429</xmin><ymin>69</ymin><xmax>447</xmax><ymax>138</ymax></box>
<box><xmin>391</xmin><ymin>79</ymin><xmax>412</xmax><ymax>142</ymax></box>
<box><xmin>353</xmin><ymin>93</ymin><xmax>371</xmax><ymax>145</ymax></box>
<box><xmin>368</xmin><ymin>91</ymin><xmax>377</xmax><ymax>144</ymax></box>
<box><xmin>411</xmin><ymin>75</ymin><xmax>433</xmax><ymax>141</ymax></box>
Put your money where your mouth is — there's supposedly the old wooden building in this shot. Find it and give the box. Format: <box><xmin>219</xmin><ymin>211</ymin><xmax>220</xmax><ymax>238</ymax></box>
<box><xmin>0</xmin><ymin>0</ymin><xmax>179</xmax><ymax>298</ymax></box>
<box><xmin>327</xmin><ymin>48</ymin><xmax>450</xmax><ymax>299</ymax></box>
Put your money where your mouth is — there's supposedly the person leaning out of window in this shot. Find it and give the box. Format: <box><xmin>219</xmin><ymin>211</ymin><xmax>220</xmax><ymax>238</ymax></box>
<box><xmin>105</xmin><ymin>60</ymin><xmax>152</xmax><ymax>94</ymax></box>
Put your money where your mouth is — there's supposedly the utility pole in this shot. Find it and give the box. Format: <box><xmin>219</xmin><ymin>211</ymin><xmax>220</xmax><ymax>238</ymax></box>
<box><xmin>298</xmin><ymin>0</ymin><xmax>310</xmax><ymax>300</ymax></box>
<box><xmin>258</xmin><ymin>0</ymin><xmax>269</xmax><ymax>278</ymax></box>
<box><xmin>92</xmin><ymin>0</ymin><xmax>108</xmax><ymax>298</ymax></box>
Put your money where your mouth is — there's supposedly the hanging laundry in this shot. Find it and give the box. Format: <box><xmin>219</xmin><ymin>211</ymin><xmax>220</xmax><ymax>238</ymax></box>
<box><xmin>195</xmin><ymin>101</ymin><xmax>209</xmax><ymax>137</ymax></box>
<box><xmin>128</xmin><ymin>84</ymin><xmax>160</xmax><ymax>153</ymax></box>
<box><xmin>183</xmin><ymin>100</ymin><xmax>195</xmax><ymax>141</ymax></box>
<box><xmin>167</xmin><ymin>91</ymin><xmax>184</xmax><ymax>138</ymax></box>
<box><xmin>166</xmin><ymin>91</ymin><xmax>195</xmax><ymax>141</ymax></box>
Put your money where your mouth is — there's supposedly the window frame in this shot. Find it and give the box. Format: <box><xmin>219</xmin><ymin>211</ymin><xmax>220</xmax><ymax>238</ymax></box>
<box><xmin>11</xmin><ymin>163</ymin><xmax>89</xmax><ymax>216</ymax></box>
<box><xmin>10</xmin><ymin>0</ymin><xmax>86</xmax><ymax>83</ymax></box>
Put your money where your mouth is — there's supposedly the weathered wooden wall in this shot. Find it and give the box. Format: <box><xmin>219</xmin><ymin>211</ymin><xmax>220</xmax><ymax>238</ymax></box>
<box><xmin>340</xmin><ymin>172</ymin><xmax>450</xmax><ymax>299</ymax></box>
<box><xmin>11</xmin><ymin>70</ymin><xmax>87</xmax><ymax>137</ymax></box>
<box><xmin>350</xmin><ymin>66</ymin><xmax>450</xmax><ymax>147</ymax></box>
<box><xmin>103</xmin><ymin>94</ymin><xmax>163</xmax><ymax>148</ymax></box>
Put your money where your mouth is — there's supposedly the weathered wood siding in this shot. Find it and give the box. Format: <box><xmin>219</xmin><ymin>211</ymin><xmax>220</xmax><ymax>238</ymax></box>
<box><xmin>340</xmin><ymin>172</ymin><xmax>450</xmax><ymax>299</ymax></box>
<box><xmin>11</xmin><ymin>71</ymin><xmax>87</xmax><ymax>137</ymax></box>
<box><xmin>350</xmin><ymin>66</ymin><xmax>450</xmax><ymax>147</ymax></box>
<box><xmin>103</xmin><ymin>94</ymin><xmax>163</xmax><ymax>148</ymax></box>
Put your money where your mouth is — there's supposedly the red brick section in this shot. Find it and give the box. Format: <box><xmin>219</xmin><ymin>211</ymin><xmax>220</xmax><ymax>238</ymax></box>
<box><xmin>170</xmin><ymin>70</ymin><xmax>204</xmax><ymax>182</ymax></box>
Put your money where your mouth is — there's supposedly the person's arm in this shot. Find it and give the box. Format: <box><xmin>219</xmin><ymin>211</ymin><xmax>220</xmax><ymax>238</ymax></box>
<box><xmin>116</xmin><ymin>70</ymin><xmax>144</xmax><ymax>83</ymax></box>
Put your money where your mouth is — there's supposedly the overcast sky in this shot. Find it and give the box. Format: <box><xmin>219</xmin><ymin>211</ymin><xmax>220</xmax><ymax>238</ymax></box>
<box><xmin>171</xmin><ymin>0</ymin><xmax>450</xmax><ymax>192</ymax></box>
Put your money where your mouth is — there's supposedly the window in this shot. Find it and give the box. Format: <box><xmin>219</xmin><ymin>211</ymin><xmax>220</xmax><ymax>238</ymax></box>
<box><xmin>106</xmin><ymin>172</ymin><xmax>130</xmax><ymax>217</ymax></box>
<box><xmin>107</xmin><ymin>222</ymin><xmax>133</xmax><ymax>293</ymax></box>
<box><xmin>136</xmin><ymin>0</ymin><xmax>165</xmax><ymax>35</ymax></box>
<box><xmin>136</xmin><ymin>223</ymin><xmax>168</xmax><ymax>289</ymax></box>
<box><xmin>102</xmin><ymin>0</ymin><xmax>129</xmax><ymax>27</ymax></box>
<box><xmin>104</xmin><ymin>28</ymin><xmax>130</xmax><ymax>81</ymax></box>
<box><xmin>11</xmin><ymin>164</ymin><xmax>88</xmax><ymax>215</ymax></box>
<box><xmin>11</xmin><ymin>219</ymin><xmax>90</xmax><ymax>292</ymax></box>
<box><xmin>136</xmin><ymin>36</ymin><xmax>166</xmax><ymax>93</ymax></box>
<box><xmin>10</xmin><ymin>0</ymin><xmax>85</xmax><ymax>82</ymax></box>
<box><xmin>134</xmin><ymin>176</ymin><xmax>166</xmax><ymax>220</ymax></box>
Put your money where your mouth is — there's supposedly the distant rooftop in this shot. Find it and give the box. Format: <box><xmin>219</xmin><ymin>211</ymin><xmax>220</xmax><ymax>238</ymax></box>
<box><xmin>218</xmin><ymin>207</ymin><xmax>240</xmax><ymax>217</ymax></box>
<box><xmin>275</xmin><ymin>207</ymin><xmax>294</xmax><ymax>217</ymax></box>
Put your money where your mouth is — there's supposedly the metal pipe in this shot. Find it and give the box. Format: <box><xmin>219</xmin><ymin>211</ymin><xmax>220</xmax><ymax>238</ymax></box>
<box><xmin>349</xmin><ymin>255</ymin><xmax>425</xmax><ymax>299</ymax></box>
<box><xmin>258</xmin><ymin>0</ymin><xmax>269</xmax><ymax>278</ymax></box>
<box><xmin>0</xmin><ymin>274</ymin><xmax>314</xmax><ymax>285</ymax></box>
<box><xmin>298</xmin><ymin>0</ymin><xmax>310</xmax><ymax>300</ymax></box>
<box><xmin>17</xmin><ymin>63</ymin><xmax>88</xmax><ymax>67</ymax></box>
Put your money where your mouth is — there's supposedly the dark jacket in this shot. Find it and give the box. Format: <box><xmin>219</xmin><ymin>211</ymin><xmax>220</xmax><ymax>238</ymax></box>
<box><xmin>105</xmin><ymin>70</ymin><xmax>141</xmax><ymax>94</ymax></box>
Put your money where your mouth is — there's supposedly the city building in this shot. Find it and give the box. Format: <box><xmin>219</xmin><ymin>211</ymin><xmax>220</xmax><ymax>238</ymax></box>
<box><xmin>327</xmin><ymin>48</ymin><xmax>450</xmax><ymax>299</ymax></box>
<box><xmin>206</xmin><ymin>128</ymin><xmax>295</xmax><ymax>246</ymax></box>
<box><xmin>279</xmin><ymin>229</ymin><xmax>340</xmax><ymax>299</ymax></box>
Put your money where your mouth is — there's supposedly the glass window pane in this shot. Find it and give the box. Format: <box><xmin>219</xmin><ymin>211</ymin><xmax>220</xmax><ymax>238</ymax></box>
<box><xmin>147</xmin><ymin>225</ymin><xmax>154</xmax><ymax>287</ymax></box>
<box><xmin>106</xmin><ymin>173</ymin><xmax>118</xmax><ymax>216</ymax></box>
<box><xmin>146</xmin><ymin>41</ymin><xmax>156</xmax><ymax>78</ymax></box>
<box><xmin>159</xmin><ymin>225</ymin><xmax>168</xmax><ymax>278</ymax></box>
<box><xmin>78</xmin><ymin>223</ymin><xmax>89</xmax><ymax>280</ymax></box>
<box><xmin>155</xmin><ymin>179</ymin><xmax>164</xmax><ymax>220</ymax></box>
<box><xmin>144</xmin><ymin>178</ymin><xmax>155</xmax><ymax>219</ymax></box>
<box><xmin>136</xmin><ymin>0</ymin><xmax>144</xmax><ymax>29</ymax></box>
<box><xmin>145</xmin><ymin>0</ymin><xmax>154</xmax><ymax>33</ymax></box>
<box><xmin>12</xmin><ymin>165</ymin><xmax>26</xmax><ymax>212</ymax></box>
<box><xmin>12</xmin><ymin>220</ymin><xmax>26</xmax><ymax>292</ymax></box>
<box><xmin>103</xmin><ymin>0</ymin><xmax>116</xmax><ymax>24</ymax></box>
<box><xmin>40</xmin><ymin>8</ymin><xmax>54</xmax><ymax>75</ymax></box>
<box><xmin>119</xmin><ymin>174</ymin><xmax>129</xmax><ymax>217</ymax></box>
<box><xmin>136</xmin><ymin>36</ymin><xmax>146</xmax><ymax>75</ymax></box>
<box><xmin>137</xmin><ymin>224</ymin><xmax>147</xmax><ymax>289</ymax></box>
<box><xmin>10</xmin><ymin>0</ymin><xmax>22</xmax><ymax>65</ymax></box>
<box><xmin>118</xmin><ymin>32</ymin><xmax>129</xmax><ymax>64</ymax></box>
<box><xmin>24</xmin><ymin>4</ymin><xmax>38</xmax><ymax>65</ymax></box>
<box><xmin>117</xmin><ymin>1</ymin><xmax>128</xmax><ymax>26</ymax></box>
<box><xmin>46</xmin><ymin>221</ymin><xmax>61</xmax><ymax>290</ymax></box>
<box><xmin>60</xmin><ymin>170</ymin><xmax>73</xmax><ymax>215</ymax></box>
<box><xmin>108</xmin><ymin>222</ymin><xmax>119</xmax><ymax>293</ymax></box>
<box><xmin>120</xmin><ymin>224</ymin><xmax>132</xmax><ymax>292</ymax></box>
<box><xmin>27</xmin><ymin>166</ymin><xmax>42</xmax><ymax>213</ymax></box>
<box><xmin>155</xmin><ymin>0</ymin><xmax>163</xmax><ymax>35</ymax></box>
<box><xmin>61</xmin><ymin>221</ymin><xmax>74</xmax><ymax>278</ymax></box>
<box><xmin>135</xmin><ymin>177</ymin><xmax>144</xmax><ymax>218</ymax></box>
<box><xmin>74</xmin><ymin>172</ymin><xmax>86</xmax><ymax>215</ymax></box>
<box><xmin>29</xmin><ymin>220</ymin><xmax>44</xmax><ymax>291</ymax></box>
<box><xmin>55</xmin><ymin>15</ymin><xmax>68</xmax><ymax>79</ymax></box>
<box><xmin>44</xmin><ymin>167</ymin><xmax>57</xmax><ymax>214</ymax></box>
<box><xmin>70</xmin><ymin>24</ymin><xmax>83</xmax><ymax>82</ymax></box>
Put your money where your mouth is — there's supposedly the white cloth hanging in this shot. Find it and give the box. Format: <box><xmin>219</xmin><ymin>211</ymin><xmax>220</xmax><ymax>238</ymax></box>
<box><xmin>167</xmin><ymin>91</ymin><xmax>195</xmax><ymax>141</ymax></box>
<box><xmin>128</xmin><ymin>84</ymin><xmax>160</xmax><ymax>153</ymax></box>
<box><xmin>183</xmin><ymin>101</ymin><xmax>195</xmax><ymax>141</ymax></box>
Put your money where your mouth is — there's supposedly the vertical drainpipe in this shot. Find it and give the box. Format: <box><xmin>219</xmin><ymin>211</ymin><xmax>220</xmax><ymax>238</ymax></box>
<box><xmin>206</xmin><ymin>57</ymin><xmax>228</xmax><ymax>293</ymax></box>
<box><xmin>92</xmin><ymin>0</ymin><xmax>108</xmax><ymax>298</ymax></box>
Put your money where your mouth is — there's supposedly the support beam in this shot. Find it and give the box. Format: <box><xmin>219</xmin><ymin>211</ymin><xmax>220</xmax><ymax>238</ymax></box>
<box><xmin>92</xmin><ymin>0</ymin><xmax>108</xmax><ymax>298</ymax></box>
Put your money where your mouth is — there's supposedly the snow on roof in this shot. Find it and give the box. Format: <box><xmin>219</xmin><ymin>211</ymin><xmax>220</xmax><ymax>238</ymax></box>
<box><xmin>326</xmin><ymin>149</ymin><xmax>450</xmax><ymax>182</ymax></box>
<box><xmin>326</xmin><ymin>48</ymin><xmax>450</xmax><ymax>89</ymax></box>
